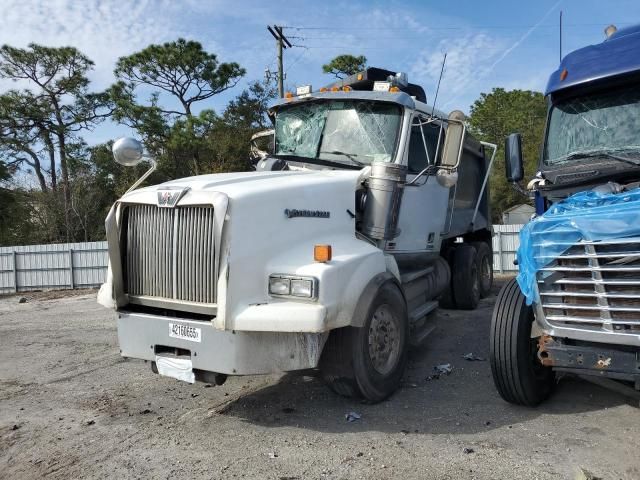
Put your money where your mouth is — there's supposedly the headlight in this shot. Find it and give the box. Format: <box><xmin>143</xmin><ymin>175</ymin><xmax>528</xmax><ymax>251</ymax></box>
<box><xmin>291</xmin><ymin>279</ymin><xmax>313</xmax><ymax>297</ymax></box>
<box><xmin>269</xmin><ymin>275</ymin><xmax>317</xmax><ymax>299</ymax></box>
<box><xmin>268</xmin><ymin>276</ymin><xmax>291</xmax><ymax>295</ymax></box>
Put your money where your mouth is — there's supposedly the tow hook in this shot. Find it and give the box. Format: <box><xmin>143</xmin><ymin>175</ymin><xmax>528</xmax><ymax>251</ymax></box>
<box><xmin>537</xmin><ymin>334</ymin><xmax>554</xmax><ymax>366</ymax></box>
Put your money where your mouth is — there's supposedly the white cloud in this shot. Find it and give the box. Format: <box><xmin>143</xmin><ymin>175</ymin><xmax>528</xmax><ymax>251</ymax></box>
<box><xmin>0</xmin><ymin>0</ymin><xmax>189</xmax><ymax>89</ymax></box>
<box><xmin>410</xmin><ymin>33</ymin><xmax>505</xmax><ymax>108</ymax></box>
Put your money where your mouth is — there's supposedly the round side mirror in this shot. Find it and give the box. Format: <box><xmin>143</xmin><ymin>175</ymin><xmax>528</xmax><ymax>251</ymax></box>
<box><xmin>113</xmin><ymin>137</ymin><xmax>144</xmax><ymax>167</ymax></box>
<box><xmin>436</xmin><ymin>168</ymin><xmax>458</xmax><ymax>188</ymax></box>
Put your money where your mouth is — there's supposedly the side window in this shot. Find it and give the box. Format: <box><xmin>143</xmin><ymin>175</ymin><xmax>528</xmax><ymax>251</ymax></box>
<box><xmin>407</xmin><ymin>115</ymin><xmax>444</xmax><ymax>174</ymax></box>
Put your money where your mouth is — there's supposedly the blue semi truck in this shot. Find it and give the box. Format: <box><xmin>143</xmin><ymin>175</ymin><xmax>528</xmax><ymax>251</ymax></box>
<box><xmin>490</xmin><ymin>24</ymin><xmax>640</xmax><ymax>405</ymax></box>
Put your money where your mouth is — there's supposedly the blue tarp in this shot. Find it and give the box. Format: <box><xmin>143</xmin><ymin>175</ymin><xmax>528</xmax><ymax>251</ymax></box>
<box><xmin>516</xmin><ymin>186</ymin><xmax>640</xmax><ymax>305</ymax></box>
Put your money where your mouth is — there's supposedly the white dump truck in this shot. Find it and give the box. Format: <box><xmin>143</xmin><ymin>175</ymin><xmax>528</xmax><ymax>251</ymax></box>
<box><xmin>99</xmin><ymin>68</ymin><xmax>496</xmax><ymax>402</ymax></box>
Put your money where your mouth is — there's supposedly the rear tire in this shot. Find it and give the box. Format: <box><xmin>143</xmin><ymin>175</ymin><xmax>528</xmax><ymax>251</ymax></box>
<box><xmin>320</xmin><ymin>282</ymin><xmax>408</xmax><ymax>403</ymax></box>
<box><xmin>438</xmin><ymin>247</ymin><xmax>456</xmax><ymax>309</ymax></box>
<box><xmin>472</xmin><ymin>241</ymin><xmax>493</xmax><ymax>298</ymax></box>
<box><xmin>489</xmin><ymin>278</ymin><xmax>555</xmax><ymax>406</ymax></box>
<box><xmin>452</xmin><ymin>245</ymin><xmax>480</xmax><ymax>310</ymax></box>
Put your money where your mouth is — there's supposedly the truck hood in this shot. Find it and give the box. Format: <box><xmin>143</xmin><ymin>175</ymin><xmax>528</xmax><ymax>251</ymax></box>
<box><xmin>119</xmin><ymin>169</ymin><xmax>366</xmax><ymax>205</ymax></box>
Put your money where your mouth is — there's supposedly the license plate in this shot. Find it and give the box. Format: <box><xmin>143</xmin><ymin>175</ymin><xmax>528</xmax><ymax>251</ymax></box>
<box><xmin>168</xmin><ymin>322</ymin><xmax>201</xmax><ymax>343</ymax></box>
<box><xmin>155</xmin><ymin>355</ymin><xmax>195</xmax><ymax>383</ymax></box>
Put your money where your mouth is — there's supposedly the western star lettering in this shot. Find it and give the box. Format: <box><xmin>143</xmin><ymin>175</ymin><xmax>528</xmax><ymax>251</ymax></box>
<box><xmin>284</xmin><ymin>208</ymin><xmax>330</xmax><ymax>219</ymax></box>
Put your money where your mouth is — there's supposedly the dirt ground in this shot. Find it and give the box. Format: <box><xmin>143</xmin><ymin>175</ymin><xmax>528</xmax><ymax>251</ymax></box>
<box><xmin>1</xmin><ymin>281</ymin><xmax>639</xmax><ymax>480</ymax></box>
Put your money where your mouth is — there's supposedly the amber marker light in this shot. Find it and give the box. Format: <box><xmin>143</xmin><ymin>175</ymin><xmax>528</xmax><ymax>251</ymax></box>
<box><xmin>560</xmin><ymin>69</ymin><xmax>568</xmax><ymax>81</ymax></box>
<box><xmin>284</xmin><ymin>91</ymin><xmax>294</xmax><ymax>99</ymax></box>
<box><xmin>357</xmin><ymin>73</ymin><xmax>363</xmax><ymax>80</ymax></box>
<box><xmin>314</xmin><ymin>245</ymin><xmax>332</xmax><ymax>263</ymax></box>
<box><xmin>342</xmin><ymin>85</ymin><xmax>352</xmax><ymax>92</ymax></box>
<box><xmin>389</xmin><ymin>86</ymin><xmax>400</xmax><ymax>92</ymax></box>
<box><xmin>331</xmin><ymin>86</ymin><xmax>340</xmax><ymax>92</ymax></box>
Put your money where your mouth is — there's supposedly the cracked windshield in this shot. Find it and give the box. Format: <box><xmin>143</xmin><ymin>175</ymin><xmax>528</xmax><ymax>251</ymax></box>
<box><xmin>274</xmin><ymin>100</ymin><xmax>402</xmax><ymax>166</ymax></box>
<box><xmin>545</xmin><ymin>83</ymin><xmax>640</xmax><ymax>164</ymax></box>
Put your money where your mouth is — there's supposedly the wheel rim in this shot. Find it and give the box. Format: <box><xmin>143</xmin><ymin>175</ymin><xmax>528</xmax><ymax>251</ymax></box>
<box><xmin>367</xmin><ymin>304</ymin><xmax>401</xmax><ymax>375</ymax></box>
<box><xmin>480</xmin><ymin>255</ymin><xmax>492</xmax><ymax>290</ymax></box>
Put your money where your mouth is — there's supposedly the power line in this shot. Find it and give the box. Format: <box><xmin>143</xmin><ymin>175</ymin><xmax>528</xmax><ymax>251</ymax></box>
<box><xmin>283</xmin><ymin>22</ymin><xmax>634</xmax><ymax>31</ymax></box>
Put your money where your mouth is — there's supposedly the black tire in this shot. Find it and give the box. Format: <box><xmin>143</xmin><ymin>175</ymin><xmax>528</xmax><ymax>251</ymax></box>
<box><xmin>452</xmin><ymin>244</ymin><xmax>480</xmax><ymax>310</ymax></box>
<box><xmin>438</xmin><ymin>247</ymin><xmax>456</xmax><ymax>309</ymax></box>
<box><xmin>320</xmin><ymin>282</ymin><xmax>408</xmax><ymax>403</ymax></box>
<box><xmin>489</xmin><ymin>278</ymin><xmax>555</xmax><ymax>406</ymax></box>
<box><xmin>472</xmin><ymin>241</ymin><xmax>493</xmax><ymax>298</ymax></box>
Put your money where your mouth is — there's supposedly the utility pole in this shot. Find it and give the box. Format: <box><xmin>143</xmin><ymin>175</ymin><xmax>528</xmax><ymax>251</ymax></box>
<box><xmin>267</xmin><ymin>25</ymin><xmax>292</xmax><ymax>98</ymax></box>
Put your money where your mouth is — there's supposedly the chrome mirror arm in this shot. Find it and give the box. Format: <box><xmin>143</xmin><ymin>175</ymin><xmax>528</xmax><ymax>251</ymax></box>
<box><xmin>124</xmin><ymin>155</ymin><xmax>157</xmax><ymax>194</ymax></box>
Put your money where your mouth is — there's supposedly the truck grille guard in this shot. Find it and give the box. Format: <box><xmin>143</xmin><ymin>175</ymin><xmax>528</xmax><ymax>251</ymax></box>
<box><xmin>536</xmin><ymin>236</ymin><xmax>640</xmax><ymax>336</ymax></box>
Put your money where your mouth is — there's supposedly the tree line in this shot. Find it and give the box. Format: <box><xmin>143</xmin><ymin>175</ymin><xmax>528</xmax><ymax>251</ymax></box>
<box><xmin>0</xmin><ymin>45</ymin><xmax>545</xmax><ymax>246</ymax></box>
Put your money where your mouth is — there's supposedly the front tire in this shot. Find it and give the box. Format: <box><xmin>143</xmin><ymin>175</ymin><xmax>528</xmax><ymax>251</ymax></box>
<box><xmin>320</xmin><ymin>282</ymin><xmax>408</xmax><ymax>403</ymax></box>
<box><xmin>490</xmin><ymin>278</ymin><xmax>555</xmax><ymax>406</ymax></box>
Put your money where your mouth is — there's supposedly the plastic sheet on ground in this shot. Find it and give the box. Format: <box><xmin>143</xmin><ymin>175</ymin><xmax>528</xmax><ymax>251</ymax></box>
<box><xmin>516</xmin><ymin>185</ymin><xmax>640</xmax><ymax>305</ymax></box>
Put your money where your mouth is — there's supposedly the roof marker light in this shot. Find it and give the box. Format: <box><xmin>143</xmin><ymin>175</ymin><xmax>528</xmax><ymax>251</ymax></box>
<box><xmin>342</xmin><ymin>85</ymin><xmax>352</xmax><ymax>92</ymax></box>
<box><xmin>560</xmin><ymin>69</ymin><xmax>568</xmax><ymax>81</ymax></box>
<box><xmin>331</xmin><ymin>86</ymin><xmax>340</xmax><ymax>92</ymax></box>
<box><xmin>604</xmin><ymin>24</ymin><xmax>617</xmax><ymax>39</ymax></box>
<box><xmin>389</xmin><ymin>86</ymin><xmax>400</xmax><ymax>92</ymax></box>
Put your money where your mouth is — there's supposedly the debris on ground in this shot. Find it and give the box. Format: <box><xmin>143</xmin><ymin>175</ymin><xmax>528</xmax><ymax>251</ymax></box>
<box><xmin>426</xmin><ymin>363</ymin><xmax>454</xmax><ymax>380</ymax></box>
<box><xmin>463</xmin><ymin>353</ymin><xmax>485</xmax><ymax>361</ymax></box>
<box><xmin>18</xmin><ymin>297</ymin><xmax>27</xmax><ymax>304</ymax></box>
<box><xmin>139</xmin><ymin>408</ymin><xmax>152</xmax><ymax>415</ymax></box>
<box><xmin>85</xmin><ymin>420</ymin><xmax>95</xmax><ymax>426</ymax></box>
<box><xmin>267</xmin><ymin>452</ymin><xmax>278</xmax><ymax>459</ymax></box>
<box><xmin>282</xmin><ymin>407</ymin><xmax>295</xmax><ymax>414</ymax></box>
<box><xmin>576</xmin><ymin>468</ymin><xmax>602</xmax><ymax>480</ymax></box>
<box><xmin>11</xmin><ymin>424</ymin><xmax>20</xmax><ymax>430</ymax></box>
<box><xmin>463</xmin><ymin>447</ymin><xmax>474</xmax><ymax>454</ymax></box>
<box><xmin>345</xmin><ymin>412</ymin><xmax>361</xmax><ymax>422</ymax></box>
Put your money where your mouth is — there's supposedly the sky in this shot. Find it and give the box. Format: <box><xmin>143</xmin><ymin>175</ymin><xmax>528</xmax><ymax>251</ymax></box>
<box><xmin>1</xmin><ymin>0</ymin><xmax>639</xmax><ymax>145</ymax></box>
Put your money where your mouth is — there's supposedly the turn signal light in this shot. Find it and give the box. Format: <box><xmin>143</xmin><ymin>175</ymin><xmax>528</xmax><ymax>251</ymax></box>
<box><xmin>314</xmin><ymin>244</ymin><xmax>332</xmax><ymax>263</ymax></box>
<box><xmin>320</xmin><ymin>87</ymin><xmax>328</xmax><ymax>92</ymax></box>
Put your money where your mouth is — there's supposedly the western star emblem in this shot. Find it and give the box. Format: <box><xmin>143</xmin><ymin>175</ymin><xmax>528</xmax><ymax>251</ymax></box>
<box><xmin>157</xmin><ymin>187</ymin><xmax>189</xmax><ymax>207</ymax></box>
<box><xmin>284</xmin><ymin>208</ymin><xmax>330</xmax><ymax>219</ymax></box>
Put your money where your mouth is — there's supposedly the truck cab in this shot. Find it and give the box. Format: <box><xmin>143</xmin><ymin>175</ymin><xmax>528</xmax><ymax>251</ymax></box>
<box><xmin>490</xmin><ymin>25</ymin><xmax>640</xmax><ymax>405</ymax></box>
<box><xmin>100</xmin><ymin>68</ymin><xmax>495</xmax><ymax>402</ymax></box>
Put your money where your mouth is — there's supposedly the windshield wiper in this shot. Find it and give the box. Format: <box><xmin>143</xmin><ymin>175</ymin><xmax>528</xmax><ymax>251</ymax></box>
<box><xmin>559</xmin><ymin>149</ymin><xmax>640</xmax><ymax>167</ymax></box>
<box><xmin>271</xmin><ymin>154</ymin><xmax>362</xmax><ymax>170</ymax></box>
<box><xmin>319</xmin><ymin>150</ymin><xmax>367</xmax><ymax>167</ymax></box>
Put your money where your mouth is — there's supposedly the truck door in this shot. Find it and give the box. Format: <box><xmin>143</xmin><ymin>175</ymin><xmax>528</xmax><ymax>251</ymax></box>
<box><xmin>392</xmin><ymin>113</ymin><xmax>451</xmax><ymax>254</ymax></box>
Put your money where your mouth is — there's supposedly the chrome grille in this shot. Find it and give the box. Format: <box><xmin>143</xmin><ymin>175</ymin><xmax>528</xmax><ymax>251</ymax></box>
<box><xmin>124</xmin><ymin>204</ymin><xmax>216</xmax><ymax>307</ymax></box>
<box><xmin>537</xmin><ymin>236</ymin><xmax>640</xmax><ymax>335</ymax></box>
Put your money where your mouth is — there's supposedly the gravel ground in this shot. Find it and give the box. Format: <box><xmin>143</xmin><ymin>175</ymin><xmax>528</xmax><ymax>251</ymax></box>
<box><xmin>1</xmin><ymin>281</ymin><xmax>639</xmax><ymax>479</ymax></box>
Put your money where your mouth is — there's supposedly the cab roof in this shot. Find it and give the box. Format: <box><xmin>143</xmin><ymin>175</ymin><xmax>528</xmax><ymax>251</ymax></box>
<box><xmin>546</xmin><ymin>24</ymin><xmax>640</xmax><ymax>96</ymax></box>
<box><xmin>269</xmin><ymin>90</ymin><xmax>448</xmax><ymax>119</ymax></box>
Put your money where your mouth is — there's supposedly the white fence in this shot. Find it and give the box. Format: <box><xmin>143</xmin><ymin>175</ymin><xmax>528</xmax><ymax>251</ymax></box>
<box><xmin>0</xmin><ymin>225</ymin><xmax>524</xmax><ymax>294</ymax></box>
<box><xmin>492</xmin><ymin>224</ymin><xmax>524</xmax><ymax>273</ymax></box>
<box><xmin>0</xmin><ymin>241</ymin><xmax>108</xmax><ymax>294</ymax></box>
